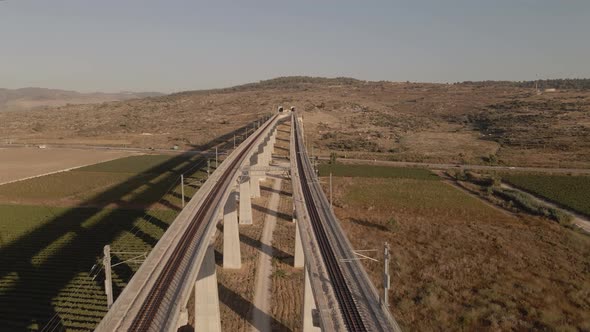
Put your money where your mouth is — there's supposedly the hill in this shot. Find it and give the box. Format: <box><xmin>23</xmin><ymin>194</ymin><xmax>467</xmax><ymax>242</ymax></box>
<box><xmin>0</xmin><ymin>87</ymin><xmax>162</xmax><ymax>112</ymax></box>
<box><xmin>1</xmin><ymin>77</ymin><xmax>589</xmax><ymax>168</ymax></box>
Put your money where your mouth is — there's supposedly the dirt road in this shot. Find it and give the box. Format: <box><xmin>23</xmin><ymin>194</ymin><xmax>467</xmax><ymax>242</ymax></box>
<box><xmin>251</xmin><ymin>174</ymin><xmax>283</xmax><ymax>332</ymax></box>
<box><xmin>325</xmin><ymin>157</ymin><xmax>590</xmax><ymax>175</ymax></box>
<box><xmin>501</xmin><ymin>183</ymin><xmax>590</xmax><ymax>233</ymax></box>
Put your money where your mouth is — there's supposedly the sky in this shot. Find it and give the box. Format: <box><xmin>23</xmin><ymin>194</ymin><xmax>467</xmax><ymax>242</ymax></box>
<box><xmin>1</xmin><ymin>0</ymin><xmax>589</xmax><ymax>93</ymax></box>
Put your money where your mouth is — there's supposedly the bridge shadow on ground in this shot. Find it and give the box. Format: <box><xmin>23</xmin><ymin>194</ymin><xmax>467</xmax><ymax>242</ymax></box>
<box><xmin>214</xmin><ymin>223</ymin><xmax>291</xmax><ymax>261</ymax></box>
<box><xmin>251</xmin><ymin>203</ymin><xmax>292</xmax><ymax>225</ymax></box>
<box><xmin>260</xmin><ymin>183</ymin><xmax>292</xmax><ymax>197</ymax></box>
<box><xmin>0</xmin><ymin>118</ymin><xmax>265</xmax><ymax>331</ymax></box>
<box><xmin>218</xmin><ymin>283</ymin><xmax>291</xmax><ymax>331</ymax></box>
<box><xmin>274</xmin><ymin>145</ymin><xmax>289</xmax><ymax>152</ymax></box>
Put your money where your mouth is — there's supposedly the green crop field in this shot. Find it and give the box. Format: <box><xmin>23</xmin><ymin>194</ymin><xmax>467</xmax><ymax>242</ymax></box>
<box><xmin>318</xmin><ymin>163</ymin><xmax>438</xmax><ymax>180</ymax></box>
<box><xmin>503</xmin><ymin>174</ymin><xmax>590</xmax><ymax>217</ymax></box>
<box><xmin>0</xmin><ymin>205</ymin><xmax>177</xmax><ymax>331</ymax></box>
<box><xmin>77</xmin><ymin>154</ymin><xmax>179</xmax><ymax>174</ymax></box>
<box><xmin>0</xmin><ymin>154</ymin><xmax>207</xmax><ymax>207</ymax></box>
<box><xmin>340</xmin><ymin>178</ymin><xmax>497</xmax><ymax>221</ymax></box>
<box><xmin>0</xmin><ymin>171</ymin><xmax>134</xmax><ymax>201</ymax></box>
<box><xmin>0</xmin><ymin>153</ymin><xmax>210</xmax><ymax>331</ymax></box>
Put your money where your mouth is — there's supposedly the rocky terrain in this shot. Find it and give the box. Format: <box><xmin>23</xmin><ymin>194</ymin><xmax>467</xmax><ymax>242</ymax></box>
<box><xmin>0</xmin><ymin>87</ymin><xmax>161</xmax><ymax>112</ymax></box>
<box><xmin>1</xmin><ymin>77</ymin><xmax>589</xmax><ymax>168</ymax></box>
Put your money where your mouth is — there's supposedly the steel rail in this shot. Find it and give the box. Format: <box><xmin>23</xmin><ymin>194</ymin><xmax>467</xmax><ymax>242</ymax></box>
<box><xmin>293</xmin><ymin>116</ymin><xmax>367</xmax><ymax>332</ymax></box>
<box><xmin>126</xmin><ymin>114</ymin><xmax>279</xmax><ymax>331</ymax></box>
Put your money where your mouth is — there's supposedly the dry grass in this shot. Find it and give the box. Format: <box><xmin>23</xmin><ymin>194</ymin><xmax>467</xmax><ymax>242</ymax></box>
<box><xmin>213</xmin><ymin>178</ymin><xmax>274</xmax><ymax>331</ymax></box>
<box><xmin>0</xmin><ymin>87</ymin><xmax>161</xmax><ymax>112</ymax></box>
<box><xmin>2</xmin><ymin>78</ymin><xmax>589</xmax><ymax>168</ymax></box>
<box><xmin>0</xmin><ymin>90</ymin><xmax>272</xmax><ymax>150</ymax></box>
<box><xmin>269</xmin><ymin>164</ymin><xmax>303</xmax><ymax>332</ymax></box>
<box><xmin>326</xmin><ymin>176</ymin><xmax>590</xmax><ymax>331</ymax></box>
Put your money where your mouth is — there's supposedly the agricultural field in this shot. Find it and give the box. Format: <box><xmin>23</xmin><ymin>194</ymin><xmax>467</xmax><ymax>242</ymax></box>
<box><xmin>0</xmin><ymin>147</ymin><xmax>134</xmax><ymax>185</ymax></box>
<box><xmin>0</xmin><ymin>206</ymin><xmax>177</xmax><ymax>331</ymax></box>
<box><xmin>318</xmin><ymin>163</ymin><xmax>437</xmax><ymax>180</ymax></box>
<box><xmin>0</xmin><ymin>154</ymin><xmax>208</xmax><ymax>208</ymax></box>
<box><xmin>0</xmin><ymin>153</ymin><xmax>210</xmax><ymax>331</ymax></box>
<box><xmin>502</xmin><ymin>174</ymin><xmax>590</xmax><ymax>217</ymax></box>
<box><xmin>323</xmin><ymin>166</ymin><xmax>590</xmax><ymax>331</ymax></box>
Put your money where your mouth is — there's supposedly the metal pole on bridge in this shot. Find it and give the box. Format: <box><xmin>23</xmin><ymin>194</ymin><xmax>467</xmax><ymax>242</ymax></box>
<box><xmin>103</xmin><ymin>245</ymin><xmax>113</xmax><ymax>309</ymax></box>
<box><xmin>330</xmin><ymin>172</ymin><xmax>333</xmax><ymax>209</ymax></box>
<box><xmin>215</xmin><ymin>147</ymin><xmax>218</xmax><ymax>169</ymax></box>
<box><xmin>181</xmin><ymin>174</ymin><xmax>185</xmax><ymax>208</ymax></box>
<box><xmin>207</xmin><ymin>159</ymin><xmax>210</xmax><ymax>178</ymax></box>
<box><xmin>233</xmin><ymin>134</ymin><xmax>236</xmax><ymax>149</ymax></box>
<box><xmin>382</xmin><ymin>242</ymin><xmax>391</xmax><ymax>308</ymax></box>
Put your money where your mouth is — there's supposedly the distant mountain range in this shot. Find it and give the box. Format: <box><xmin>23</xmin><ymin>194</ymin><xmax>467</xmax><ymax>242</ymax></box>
<box><xmin>0</xmin><ymin>87</ymin><xmax>163</xmax><ymax>112</ymax></box>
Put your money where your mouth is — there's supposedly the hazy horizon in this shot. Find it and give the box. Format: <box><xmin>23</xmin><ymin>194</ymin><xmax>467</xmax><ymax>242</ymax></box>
<box><xmin>1</xmin><ymin>0</ymin><xmax>589</xmax><ymax>93</ymax></box>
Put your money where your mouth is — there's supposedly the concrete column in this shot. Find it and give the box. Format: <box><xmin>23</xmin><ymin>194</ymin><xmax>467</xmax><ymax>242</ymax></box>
<box><xmin>239</xmin><ymin>176</ymin><xmax>253</xmax><ymax>225</ymax></box>
<box><xmin>250</xmin><ymin>172</ymin><xmax>261</xmax><ymax>198</ymax></box>
<box><xmin>194</xmin><ymin>246</ymin><xmax>222</xmax><ymax>332</ymax></box>
<box><xmin>260</xmin><ymin>144</ymin><xmax>269</xmax><ymax>167</ymax></box>
<box><xmin>267</xmin><ymin>144</ymin><xmax>273</xmax><ymax>165</ymax></box>
<box><xmin>258</xmin><ymin>139</ymin><xmax>266</xmax><ymax>161</ymax></box>
<box><xmin>268</xmin><ymin>140</ymin><xmax>275</xmax><ymax>157</ymax></box>
<box><xmin>303</xmin><ymin>267</ymin><xmax>320</xmax><ymax>332</ymax></box>
<box><xmin>266</xmin><ymin>142</ymin><xmax>272</xmax><ymax>164</ymax></box>
<box><xmin>250</xmin><ymin>149</ymin><xmax>262</xmax><ymax>196</ymax></box>
<box><xmin>294</xmin><ymin>220</ymin><xmax>304</xmax><ymax>268</ymax></box>
<box><xmin>223</xmin><ymin>191</ymin><xmax>241</xmax><ymax>269</ymax></box>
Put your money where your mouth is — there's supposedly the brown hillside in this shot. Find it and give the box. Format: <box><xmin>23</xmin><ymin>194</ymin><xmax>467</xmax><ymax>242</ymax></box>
<box><xmin>1</xmin><ymin>77</ymin><xmax>589</xmax><ymax>167</ymax></box>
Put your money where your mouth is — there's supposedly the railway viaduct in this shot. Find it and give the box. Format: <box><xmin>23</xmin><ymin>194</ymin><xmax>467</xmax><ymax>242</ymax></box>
<box><xmin>95</xmin><ymin>111</ymin><xmax>400</xmax><ymax>332</ymax></box>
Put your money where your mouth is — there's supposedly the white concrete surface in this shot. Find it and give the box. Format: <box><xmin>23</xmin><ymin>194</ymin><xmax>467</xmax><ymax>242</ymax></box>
<box><xmin>239</xmin><ymin>175</ymin><xmax>253</xmax><ymax>225</ymax></box>
<box><xmin>194</xmin><ymin>246</ymin><xmax>222</xmax><ymax>332</ymax></box>
<box><xmin>303</xmin><ymin>267</ymin><xmax>320</xmax><ymax>332</ymax></box>
<box><xmin>223</xmin><ymin>191</ymin><xmax>241</xmax><ymax>269</ymax></box>
<box><xmin>294</xmin><ymin>220</ymin><xmax>304</xmax><ymax>268</ymax></box>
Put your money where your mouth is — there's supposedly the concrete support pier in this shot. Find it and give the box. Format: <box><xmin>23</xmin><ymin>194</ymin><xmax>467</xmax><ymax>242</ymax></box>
<box><xmin>271</xmin><ymin>130</ymin><xmax>276</xmax><ymax>146</ymax></box>
<box><xmin>294</xmin><ymin>220</ymin><xmax>304</xmax><ymax>268</ymax></box>
<box><xmin>239</xmin><ymin>175</ymin><xmax>253</xmax><ymax>225</ymax></box>
<box><xmin>261</xmin><ymin>144</ymin><xmax>270</xmax><ymax>167</ymax></box>
<box><xmin>194</xmin><ymin>246</ymin><xmax>222</xmax><ymax>332</ymax></box>
<box><xmin>250</xmin><ymin>171</ymin><xmax>261</xmax><ymax>198</ymax></box>
<box><xmin>303</xmin><ymin>266</ymin><xmax>320</xmax><ymax>332</ymax></box>
<box><xmin>223</xmin><ymin>191</ymin><xmax>241</xmax><ymax>269</ymax></box>
<box><xmin>250</xmin><ymin>150</ymin><xmax>262</xmax><ymax>197</ymax></box>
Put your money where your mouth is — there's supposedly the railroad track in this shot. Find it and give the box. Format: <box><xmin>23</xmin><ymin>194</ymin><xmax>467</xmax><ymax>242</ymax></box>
<box><xmin>128</xmin><ymin>115</ymin><xmax>277</xmax><ymax>331</ymax></box>
<box><xmin>293</xmin><ymin>117</ymin><xmax>367</xmax><ymax>332</ymax></box>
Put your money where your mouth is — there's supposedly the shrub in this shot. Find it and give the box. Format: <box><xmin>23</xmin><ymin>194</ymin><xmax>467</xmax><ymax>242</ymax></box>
<box><xmin>492</xmin><ymin>188</ymin><xmax>573</xmax><ymax>224</ymax></box>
